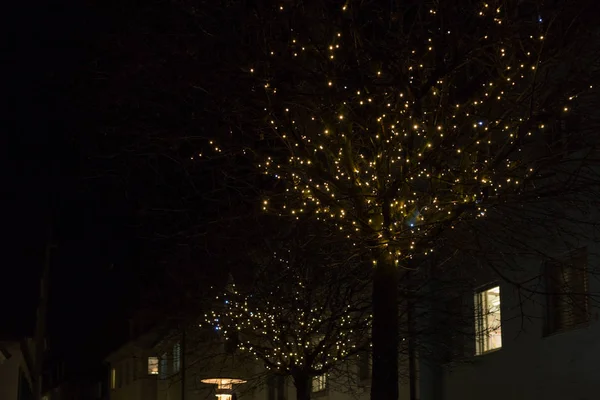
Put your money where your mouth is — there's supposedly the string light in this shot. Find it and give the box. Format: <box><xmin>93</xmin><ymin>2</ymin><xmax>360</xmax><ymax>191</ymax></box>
<box><xmin>200</xmin><ymin>1</ymin><xmax>594</xmax><ymax>267</ymax></box>
<box><xmin>201</xmin><ymin>255</ymin><xmax>371</xmax><ymax>375</ymax></box>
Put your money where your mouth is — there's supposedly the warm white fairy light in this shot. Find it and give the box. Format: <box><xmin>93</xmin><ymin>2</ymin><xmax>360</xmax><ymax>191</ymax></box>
<box><xmin>195</xmin><ymin>2</ymin><xmax>594</xmax><ymax>271</ymax></box>
<box><xmin>190</xmin><ymin>1</ymin><xmax>593</xmax><ymax>267</ymax></box>
<box><xmin>201</xmin><ymin>253</ymin><xmax>370</xmax><ymax>375</ymax></box>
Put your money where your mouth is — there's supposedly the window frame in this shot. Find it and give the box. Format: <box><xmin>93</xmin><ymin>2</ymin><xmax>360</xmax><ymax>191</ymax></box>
<box><xmin>173</xmin><ymin>342</ymin><xmax>181</xmax><ymax>373</ymax></box>
<box><xmin>474</xmin><ymin>285</ymin><xmax>502</xmax><ymax>355</ymax></box>
<box><xmin>126</xmin><ymin>359</ymin><xmax>132</xmax><ymax>385</ymax></box>
<box><xmin>544</xmin><ymin>247</ymin><xmax>589</xmax><ymax>335</ymax></box>
<box><xmin>147</xmin><ymin>356</ymin><xmax>159</xmax><ymax>375</ymax></box>
<box><xmin>110</xmin><ymin>367</ymin><xmax>116</xmax><ymax>389</ymax></box>
<box><xmin>267</xmin><ymin>375</ymin><xmax>286</xmax><ymax>400</ymax></box>
<box><xmin>159</xmin><ymin>353</ymin><xmax>168</xmax><ymax>379</ymax></box>
<box><xmin>311</xmin><ymin>374</ymin><xmax>328</xmax><ymax>393</ymax></box>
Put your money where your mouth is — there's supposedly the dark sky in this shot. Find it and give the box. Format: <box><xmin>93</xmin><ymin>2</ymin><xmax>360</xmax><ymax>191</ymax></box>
<box><xmin>7</xmin><ymin>0</ymin><xmax>241</xmax><ymax>370</ymax></box>
<box><xmin>7</xmin><ymin>0</ymin><xmax>141</xmax><ymax>366</ymax></box>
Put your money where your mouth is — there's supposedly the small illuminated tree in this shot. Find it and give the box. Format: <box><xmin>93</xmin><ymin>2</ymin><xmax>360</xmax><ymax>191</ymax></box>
<box><xmin>203</xmin><ymin>224</ymin><xmax>371</xmax><ymax>400</ymax></box>
<box><xmin>200</xmin><ymin>2</ymin><xmax>600</xmax><ymax>400</ymax></box>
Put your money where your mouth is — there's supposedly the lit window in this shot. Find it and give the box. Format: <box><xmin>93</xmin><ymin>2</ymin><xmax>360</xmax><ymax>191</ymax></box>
<box><xmin>311</xmin><ymin>374</ymin><xmax>327</xmax><ymax>393</ymax></box>
<box><xmin>111</xmin><ymin>367</ymin><xmax>116</xmax><ymax>389</ymax></box>
<box><xmin>148</xmin><ymin>357</ymin><xmax>159</xmax><ymax>375</ymax></box>
<box><xmin>173</xmin><ymin>342</ymin><xmax>181</xmax><ymax>373</ymax></box>
<box><xmin>474</xmin><ymin>286</ymin><xmax>502</xmax><ymax>354</ymax></box>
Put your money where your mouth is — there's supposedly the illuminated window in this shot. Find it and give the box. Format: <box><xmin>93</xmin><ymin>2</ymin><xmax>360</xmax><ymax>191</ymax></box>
<box><xmin>111</xmin><ymin>367</ymin><xmax>116</xmax><ymax>389</ymax></box>
<box><xmin>311</xmin><ymin>374</ymin><xmax>327</xmax><ymax>393</ymax></box>
<box><xmin>148</xmin><ymin>357</ymin><xmax>159</xmax><ymax>375</ymax></box>
<box><xmin>173</xmin><ymin>342</ymin><xmax>181</xmax><ymax>373</ymax></box>
<box><xmin>474</xmin><ymin>286</ymin><xmax>502</xmax><ymax>354</ymax></box>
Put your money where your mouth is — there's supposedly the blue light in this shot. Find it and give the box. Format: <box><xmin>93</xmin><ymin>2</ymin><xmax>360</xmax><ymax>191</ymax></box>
<box><xmin>478</xmin><ymin>121</ymin><xmax>483</xmax><ymax>126</ymax></box>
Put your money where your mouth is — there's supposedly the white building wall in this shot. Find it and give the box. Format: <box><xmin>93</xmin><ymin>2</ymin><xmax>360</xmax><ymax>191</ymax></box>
<box><xmin>0</xmin><ymin>344</ymin><xmax>22</xmax><ymax>400</ymax></box>
<box><xmin>107</xmin><ymin>345</ymin><xmax>158</xmax><ymax>400</ymax></box>
<box><xmin>108</xmin><ymin>212</ymin><xmax>600</xmax><ymax>400</ymax></box>
<box><xmin>444</xmin><ymin>321</ymin><xmax>600</xmax><ymax>400</ymax></box>
<box><xmin>441</xmin><ymin>233</ymin><xmax>600</xmax><ymax>400</ymax></box>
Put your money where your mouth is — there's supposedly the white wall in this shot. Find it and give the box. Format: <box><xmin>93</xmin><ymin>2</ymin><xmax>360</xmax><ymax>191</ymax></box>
<box><xmin>0</xmin><ymin>343</ymin><xmax>29</xmax><ymax>400</ymax></box>
<box><xmin>107</xmin><ymin>348</ymin><xmax>158</xmax><ymax>400</ymax></box>
<box><xmin>441</xmin><ymin>236</ymin><xmax>600</xmax><ymax>400</ymax></box>
<box><xmin>444</xmin><ymin>321</ymin><xmax>600</xmax><ymax>400</ymax></box>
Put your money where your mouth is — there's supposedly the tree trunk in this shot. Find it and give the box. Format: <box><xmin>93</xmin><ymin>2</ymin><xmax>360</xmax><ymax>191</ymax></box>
<box><xmin>294</xmin><ymin>373</ymin><xmax>311</xmax><ymax>400</ymax></box>
<box><xmin>371</xmin><ymin>251</ymin><xmax>399</xmax><ymax>400</ymax></box>
<box><xmin>408</xmin><ymin>286</ymin><xmax>417</xmax><ymax>400</ymax></box>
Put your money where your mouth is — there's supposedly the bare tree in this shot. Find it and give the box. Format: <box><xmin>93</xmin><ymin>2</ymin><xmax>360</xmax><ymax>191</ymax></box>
<box><xmin>203</xmin><ymin>222</ymin><xmax>372</xmax><ymax>400</ymax></box>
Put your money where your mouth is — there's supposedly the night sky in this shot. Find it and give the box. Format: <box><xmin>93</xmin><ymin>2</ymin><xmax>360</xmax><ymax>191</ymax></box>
<box><xmin>7</xmin><ymin>0</ymin><xmax>248</xmax><ymax>373</ymax></box>
<box><xmin>7</xmin><ymin>0</ymin><xmax>154</xmax><ymax>368</ymax></box>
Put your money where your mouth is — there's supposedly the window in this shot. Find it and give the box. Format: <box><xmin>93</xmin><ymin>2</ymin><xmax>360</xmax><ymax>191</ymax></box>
<box><xmin>132</xmin><ymin>357</ymin><xmax>138</xmax><ymax>380</ymax></box>
<box><xmin>124</xmin><ymin>360</ymin><xmax>129</xmax><ymax>385</ymax></box>
<box><xmin>160</xmin><ymin>353</ymin><xmax>168</xmax><ymax>379</ymax></box>
<box><xmin>268</xmin><ymin>375</ymin><xmax>286</xmax><ymax>400</ymax></box>
<box><xmin>311</xmin><ymin>374</ymin><xmax>327</xmax><ymax>393</ymax></box>
<box><xmin>111</xmin><ymin>368</ymin><xmax>116</xmax><ymax>389</ymax></box>
<box><xmin>148</xmin><ymin>357</ymin><xmax>159</xmax><ymax>375</ymax></box>
<box><xmin>173</xmin><ymin>342</ymin><xmax>181</xmax><ymax>373</ymax></box>
<box><xmin>474</xmin><ymin>286</ymin><xmax>502</xmax><ymax>355</ymax></box>
<box><xmin>545</xmin><ymin>247</ymin><xmax>589</xmax><ymax>334</ymax></box>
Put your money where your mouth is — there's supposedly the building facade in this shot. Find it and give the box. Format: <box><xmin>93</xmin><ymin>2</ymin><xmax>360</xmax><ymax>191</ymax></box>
<box><xmin>106</xmin><ymin>237</ymin><xmax>600</xmax><ymax>400</ymax></box>
<box><xmin>0</xmin><ymin>339</ymin><xmax>37</xmax><ymax>400</ymax></box>
<box><xmin>1</xmin><ymin>243</ymin><xmax>51</xmax><ymax>400</ymax></box>
<box><xmin>440</xmin><ymin>243</ymin><xmax>600</xmax><ymax>400</ymax></box>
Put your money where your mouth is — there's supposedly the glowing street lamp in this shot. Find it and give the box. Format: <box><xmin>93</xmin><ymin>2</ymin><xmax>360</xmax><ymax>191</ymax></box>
<box><xmin>201</xmin><ymin>378</ymin><xmax>247</xmax><ymax>400</ymax></box>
